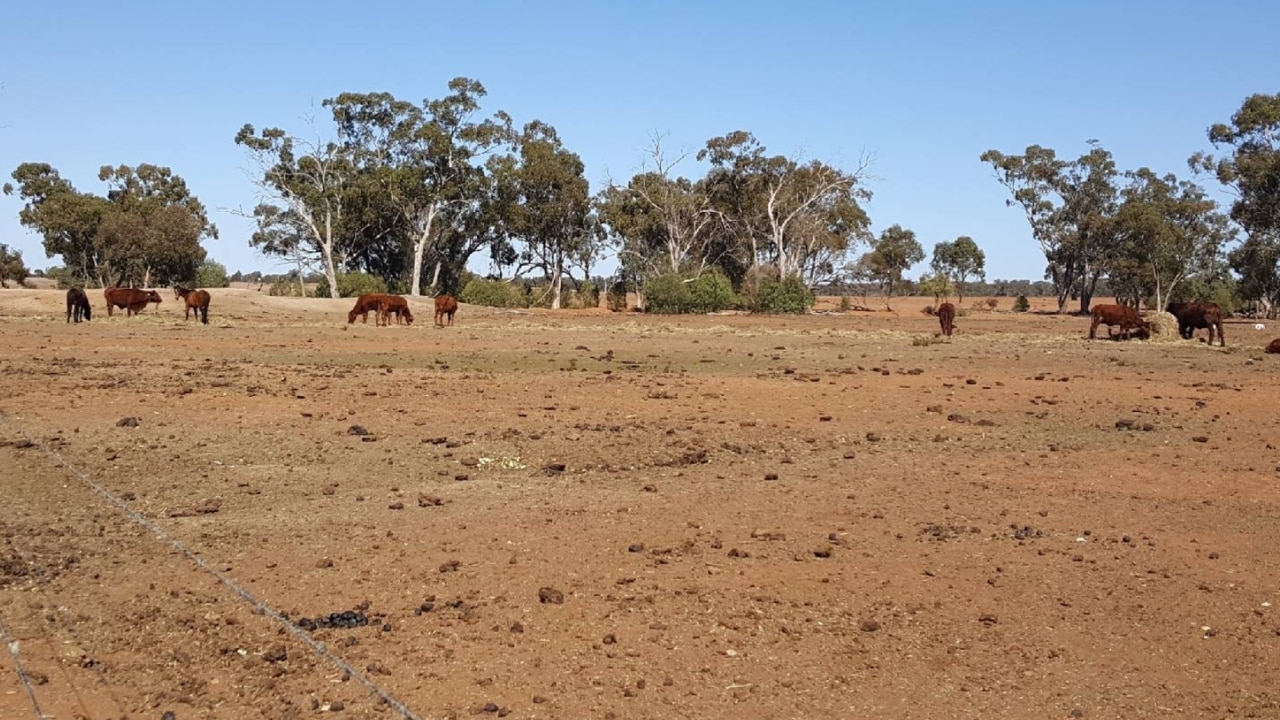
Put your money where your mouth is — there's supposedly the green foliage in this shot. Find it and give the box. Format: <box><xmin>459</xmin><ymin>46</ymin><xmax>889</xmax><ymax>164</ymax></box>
<box><xmin>607</xmin><ymin>279</ymin><xmax>628</xmax><ymax>312</ymax></box>
<box><xmin>576</xmin><ymin>280</ymin><xmax>600</xmax><ymax>309</ymax></box>
<box><xmin>459</xmin><ymin>277</ymin><xmax>528</xmax><ymax>308</ymax></box>
<box><xmin>1013</xmin><ymin>295</ymin><xmax>1031</xmax><ymax>313</ymax></box>
<box><xmin>917</xmin><ymin>271</ymin><xmax>954</xmax><ymax>303</ymax></box>
<box><xmin>268</xmin><ymin>278</ymin><xmax>306</xmax><ymax>297</ymax></box>
<box><xmin>195</xmin><ymin>260</ymin><xmax>229</xmax><ymax>288</ymax></box>
<box><xmin>865</xmin><ymin>225</ymin><xmax>925</xmax><ymax>304</ymax></box>
<box><xmin>4</xmin><ymin>163</ymin><xmax>215</xmax><ymax>287</ymax></box>
<box><xmin>930</xmin><ymin>236</ymin><xmax>986</xmax><ymax>302</ymax></box>
<box><xmin>45</xmin><ymin>265</ymin><xmax>75</xmax><ymax>289</ymax></box>
<box><xmin>644</xmin><ymin>272</ymin><xmax>738</xmax><ymax>314</ymax></box>
<box><xmin>1192</xmin><ymin>92</ymin><xmax>1280</xmax><ymax>240</ymax></box>
<box><xmin>981</xmin><ymin>142</ymin><xmax>1119</xmax><ymax>313</ymax></box>
<box><xmin>1228</xmin><ymin>235</ymin><xmax>1280</xmax><ymax>315</ymax></box>
<box><xmin>315</xmin><ymin>271</ymin><xmax>387</xmax><ymax>299</ymax></box>
<box><xmin>839</xmin><ymin>295</ymin><xmax>852</xmax><ymax>312</ymax></box>
<box><xmin>0</xmin><ymin>243</ymin><xmax>28</xmax><ymax>288</ymax></box>
<box><xmin>753</xmin><ymin>276</ymin><xmax>814</xmax><ymax>314</ymax></box>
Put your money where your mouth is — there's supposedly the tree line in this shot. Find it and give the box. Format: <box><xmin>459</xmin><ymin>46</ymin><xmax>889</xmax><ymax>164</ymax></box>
<box><xmin>4</xmin><ymin>80</ymin><xmax>1278</xmax><ymax>316</ymax></box>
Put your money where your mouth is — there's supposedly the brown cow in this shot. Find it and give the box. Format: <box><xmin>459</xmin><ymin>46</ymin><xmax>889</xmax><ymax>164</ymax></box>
<box><xmin>377</xmin><ymin>295</ymin><xmax>413</xmax><ymax>327</ymax></box>
<box><xmin>1089</xmin><ymin>304</ymin><xmax>1150</xmax><ymax>340</ymax></box>
<box><xmin>104</xmin><ymin>287</ymin><xmax>162</xmax><ymax>317</ymax></box>
<box><xmin>1166</xmin><ymin>302</ymin><xmax>1225</xmax><ymax>346</ymax></box>
<box><xmin>937</xmin><ymin>302</ymin><xmax>956</xmax><ymax>337</ymax></box>
<box><xmin>348</xmin><ymin>293</ymin><xmax>389</xmax><ymax>324</ymax></box>
<box><xmin>66</xmin><ymin>288</ymin><xmax>92</xmax><ymax>323</ymax></box>
<box><xmin>1266</xmin><ymin>338</ymin><xmax>1280</xmax><ymax>354</ymax></box>
<box><xmin>434</xmin><ymin>295</ymin><xmax>458</xmax><ymax>328</ymax></box>
<box><xmin>174</xmin><ymin>285</ymin><xmax>211</xmax><ymax>324</ymax></box>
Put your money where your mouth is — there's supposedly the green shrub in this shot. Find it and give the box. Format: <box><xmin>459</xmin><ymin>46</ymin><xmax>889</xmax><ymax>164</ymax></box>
<box><xmin>839</xmin><ymin>295</ymin><xmax>852</xmax><ymax>312</ymax></box>
<box><xmin>754</xmin><ymin>276</ymin><xmax>814</xmax><ymax>314</ymax></box>
<box><xmin>607</xmin><ymin>280</ymin><xmax>628</xmax><ymax>312</ymax></box>
<box><xmin>1013</xmin><ymin>295</ymin><xmax>1030</xmax><ymax>313</ymax></box>
<box><xmin>195</xmin><ymin>260</ymin><xmax>229</xmax><ymax>288</ymax></box>
<box><xmin>269</xmin><ymin>278</ymin><xmax>306</xmax><ymax>297</ymax></box>
<box><xmin>315</xmin><ymin>271</ymin><xmax>388</xmax><ymax>299</ymax></box>
<box><xmin>645</xmin><ymin>272</ymin><xmax>737</xmax><ymax>314</ymax></box>
<box><xmin>460</xmin><ymin>277</ymin><xmax>527</xmax><ymax>308</ymax></box>
<box><xmin>577</xmin><ymin>280</ymin><xmax>600</xmax><ymax>309</ymax></box>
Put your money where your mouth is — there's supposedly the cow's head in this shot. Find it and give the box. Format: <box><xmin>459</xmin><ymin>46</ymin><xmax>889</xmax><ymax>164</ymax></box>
<box><xmin>146</xmin><ymin>290</ymin><xmax>163</xmax><ymax>304</ymax></box>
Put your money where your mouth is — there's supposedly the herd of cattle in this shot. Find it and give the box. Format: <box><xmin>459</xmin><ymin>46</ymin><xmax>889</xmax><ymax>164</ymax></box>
<box><xmin>1086</xmin><ymin>301</ymin><xmax>1226</xmax><ymax>346</ymax></box>
<box><xmin>63</xmin><ymin>287</ymin><xmax>461</xmax><ymax>329</ymax></box>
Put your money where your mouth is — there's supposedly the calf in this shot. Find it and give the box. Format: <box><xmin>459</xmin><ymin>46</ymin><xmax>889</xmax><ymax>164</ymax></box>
<box><xmin>348</xmin><ymin>293</ymin><xmax>389</xmax><ymax>324</ymax></box>
<box><xmin>937</xmin><ymin>302</ymin><xmax>956</xmax><ymax>337</ymax></box>
<box><xmin>66</xmin><ymin>287</ymin><xmax>92</xmax><ymax>323</ymax></box>
<box><xmin>103</xmin><ymin>287</ymin><xmax>162</xmax><ymax>317</ymax></box>
<box><xmin>1166</xmin><ymin>302</ymin><xmax>1225</xmax><ymax>346</ymax></box>
<box><xmin>1266</xmin><ymin>338</ymin><xmax>1280</xmax><ymax>354</ymax></box>
<box><xmin>1089</xmin><ymin>304</ymin><xmax>1150</xmax><ymax>340</ymax></box>
<box><xmin>434</xmin><ymin>295</ymin><xmax>459</xmax><ymax>328</ymax></box>
<box><xmin>378</xmin><ymin>295</ymin><xmax>413</xmax><ymax>327</ymax></box>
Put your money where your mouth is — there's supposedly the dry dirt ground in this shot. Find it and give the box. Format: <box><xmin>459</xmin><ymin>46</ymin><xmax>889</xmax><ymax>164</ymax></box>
<box><xmin>1</xmin><ymin>288</ymin><xmax>1279</xmax><ymax>720</ymax></box>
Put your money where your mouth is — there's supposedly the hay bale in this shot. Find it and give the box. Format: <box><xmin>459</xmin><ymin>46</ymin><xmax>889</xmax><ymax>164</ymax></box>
<box><xmin>1141</xmin><ymin>311</ymin><xmax>1182</xmax><ymax>343</ymax></box>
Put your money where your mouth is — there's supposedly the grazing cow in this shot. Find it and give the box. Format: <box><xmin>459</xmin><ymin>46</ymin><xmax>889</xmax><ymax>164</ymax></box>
<box><xmin>377</xmin><ymin>295</ymin><xmax>413</xmax><ymax>327</ymax></box>
<box><xmin>1089</xmin><ymin>304</ymin><xmax>1150</xmax><ymax>340</ymax></box>
<box><xmin>1266</xmin><ymin>338</ymin><xmax>1280</xmax><ymax>354</ymax></box>
<box><xmin>66</xmin><ymin>288</ymin><xmax>92</xmax><ymax>323</ymax></box>
<box><xmin>434</xmin><ymin>294</ymin><xmax>459</xmax><ymax>328</ymax></box>
<box><xmin>103</xmin><ymin>287</ymin><xmax>162</xmax><ymax>317</ymax></box>
<box><xmin>348</xmin><ymin>293</ymin><xmax>389</xmax><ymax>324</ymax></box>
<box><xmin>173</xmin><ymin>285</ymin><xmax>211</xmax><ymax>325</ymax></box>
<box><xmin>937</xmin><ymin>302</ymin><xmax>956</xmax><ymax>337</ymax></box>
<box><xmin>1166</xmin><ymin>302</ymin><xmax>1225</xmax><ymax>346</ymax></box>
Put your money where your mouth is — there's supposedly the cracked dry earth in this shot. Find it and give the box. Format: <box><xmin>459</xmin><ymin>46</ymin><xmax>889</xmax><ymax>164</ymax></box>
<box><xmin>1</xmin><ymin>288</ymin><xmax>1279</xmax><ymax>720</ymax></box>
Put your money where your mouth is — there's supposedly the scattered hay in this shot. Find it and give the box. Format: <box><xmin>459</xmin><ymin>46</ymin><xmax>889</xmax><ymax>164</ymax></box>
<box><xmin>1141</xmin><ymin>312</ymin><xmax>1182</xmax><ymax>344</ymax></box>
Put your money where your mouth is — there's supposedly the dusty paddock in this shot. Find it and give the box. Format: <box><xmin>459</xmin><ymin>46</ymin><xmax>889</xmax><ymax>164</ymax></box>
<box><xmin>2</xmin><ymin>288</ymin><xmax>1279</xmax><ymax>720</ymax></box>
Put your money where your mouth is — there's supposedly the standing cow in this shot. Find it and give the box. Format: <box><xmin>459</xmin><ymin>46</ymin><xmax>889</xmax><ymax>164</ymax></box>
<box><xmin>1166</xmin><ymin>302</ymin><xmax>1225</xmax><ymax>347</ymax></box>
<box><xmin>103</xmin><ymin>287</ymin><xmax>163</xmax><ymax>317</ymax></box>
<box><xmin>937</xmin><ymin>302</ymin><xmax>956</xmax><ymax>337</ymax></box>
<box><xmin>66</xmin><ymin>288</ymin><xmax>92</xmax><ymax>323</ymax></box>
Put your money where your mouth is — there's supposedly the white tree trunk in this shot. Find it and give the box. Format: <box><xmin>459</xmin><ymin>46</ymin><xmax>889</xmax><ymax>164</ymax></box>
<box><xmin>408</xmin><ymin>206</ymin><xmax>439</xmax><ymax>296</ymax></box>
<box><xmin>430</xmin><ymin>261</ymin><xmax>442</xmax><ymax>293</ymax></box>
<box><xmin>551</xmin><ymin>251</ymin><xmax>563</xmax><ymax>310</ymax></box>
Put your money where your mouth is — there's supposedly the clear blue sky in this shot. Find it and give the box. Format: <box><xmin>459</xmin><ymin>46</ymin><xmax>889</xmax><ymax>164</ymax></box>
<box><xmin>2</xmin><ymin>1</ymin><xmax>1276</xmax><ymax>281</ymax></box>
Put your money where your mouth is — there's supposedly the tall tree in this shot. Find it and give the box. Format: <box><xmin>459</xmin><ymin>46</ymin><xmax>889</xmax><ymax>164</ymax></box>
<box><xmin>1190</xmin><ymin>93</ymin><xmax>1280</xmax><ymax>315</ymax></box>
<box><xmin>930</xmin><ymin>236</ymin><xmax>986</xmax><ymax>304</ymax></box>
<box><xmin>865</xmin><ymin>224</ymin><xmax>924</xmax><ymax>309</ymax></box>
<box><xmin>699</xmin><ymin>131</ymin><xmax>872</xmax><ymax>288</ymax></box>
<box><xmin>981</xmin><ymin>142</ymin><xmax>1120</xmax><ymax>313</ymax></box>
<box><xmin>0</xmin><ymin>243</ymin><xmax>27</xmax><ymax>287</ymax></box>
<box><xmin>325</xmin><ymin>79</ymin><xmax>512</xmax><ymax>295</ymax></box>
<box><xmin>599</xmin><ymin>134</ymin><xmax>719</xmax><ymax>277</ymax></box>
<box><xmin>4</xmin><ymin>163</ymin><xmax>214</xmax><ymax>287</ymax></box>
<box><xmin>505</xmin><ymin>121</ymin><xmax>597</xmax><ymax>309</ymax></box>
<box><xmin>235</xmin><ymin>123</ymin><xmax>359</xmax><ymax>298</ymax></box>
<box><xmin>1111</xmin><ymin>168</ymin><xmax>1233</xmax><ymax>311</ymax></box>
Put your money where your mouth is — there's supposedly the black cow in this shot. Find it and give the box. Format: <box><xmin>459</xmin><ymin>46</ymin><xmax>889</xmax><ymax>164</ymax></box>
<box><xmin>66</xmin><ymin>288</ymin><xmax>92</xmax><ymax>323</ymax></box>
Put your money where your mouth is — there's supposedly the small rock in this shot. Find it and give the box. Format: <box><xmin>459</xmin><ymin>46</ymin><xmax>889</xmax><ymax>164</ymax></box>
<box><xmin>388</xmin><ymin>501</ymin><xmax>404</xmax><ymax>510</ymax></box>
<box><xmin>1114</xmin><ymin>418</ymin><xmax>1136</xmax><ymax>430</ymax></box>
<box><xmin>545</xmin><ymin>462</ymin><xmax>567</xmax><ymax>474</ymax></box>
<box><xmin>813</xmin><ymin>547</ymin><xmax>833</xmax><ymax>559</ymax></box>
<box><xmin>627</xmin><ymin>543</ymin><xmax>645</xmax><ymax>553</ymax></box>
<box><xmin>439</xmin><ymin>560</ymin><xmax>460</xmax><ymax>573</ymax></box>
<box><xmin>532</xmin><ymin>695</ymin><xmax>547</xmax><ymax>704</ymax></box>
<box><xmin>865</xmin><ymin>432</ymin><xmax>882</xmax><ymax>442</ymax></box>
<box><xmin>538</xmin><ymin>586</ymin><xmax>565</xmax><ymax>604</ymax></box>
<box><xmin>263</xmin><ymin>644</ymin><xmax>288</xmax><ymax>663</ymax></box>
<box><xmin>328</xmin><ymin>701</ymin><xmax>345</xmax><ymax>711</ymax></box>
<box><xmin>161</xmin><ymin>713</ymin><xmax>176</xmax><ymax>720</ymax></box>
<box><xmin>316</xmin><ymin>558</ymin><xmax>334</xmax><ymax>569</ymax></box>
<box><xmin>978</xmin><ymin>613</ymin><xmax>999</xmax><ymax>626</ymax></box>
<box><xmin>602</xmin><ymin>633</ymin><xmax>616</xmax><ymax>644</ymax></box>
<box><xmin>859</xmin><ymin>619</ymin><xmax>881</xmax><ymax>632</ymax></box>
<box><xmin>417</xmin><ymin>494</ymin><xmax>444</xmax><ymax>507</ymax></box>
<box><xmin>116</xmin><ymin>416</ymin><xmax>141</xmax><ymax>428</ymax></box>
<box><xmin>1192</xmin><ymin>435</ymin><xmax>1209</xmax><ymax>443</ymax></box>
<box><xmin>764</xmin><ymin>473</ymin><xmax>779</xmax><ymax>481</ymax></box>
<box><xmin>346</xmin><ymin>425</ymin><xmax>369</xmax><ymax>436</ymax></box>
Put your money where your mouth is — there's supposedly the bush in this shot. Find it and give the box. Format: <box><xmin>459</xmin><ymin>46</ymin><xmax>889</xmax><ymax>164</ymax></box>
<box><xmin>839</xmin><ymin>295</ymin><xmax>852</xmax><ymax>312</ymax></box>
<box><xmin>985</xmin><ymin>298</ymin><xmax>999</xmax><ymax>311</ymax></box>
<box><xmin>195</xmin><ymin>261</ymin><xmax>230</xmax><ymax>288</ymax></box>
<box><xmin>607</xmin><ymin>280</ymin><xmax>628</xmax><ymax>312</ymax></box>
<box><xmin>754</xmin><ymin>276</ymin><xmax>814</xmax><ymax>314</ymax></box>
<box><xmin>1013</xmin><ymin>295</ymin><xmax>1030</xmax><ymax>313</ymax></box>
<box><xmin>645</xmin><ymin>272</ymin><xmax>737</xmax><ymax>314</ymax></box>
<box><xmin>577</xmin><ymin>280</ymin><xmax>599</xmax><ymax>309</ymax></box>
<box><xmin>460</xmin><ymin>277</ymin><xmax>527</xmax><ymax>308</ymax></box>
<box><xmin>268</xmin><ymin>278</ymin><xmax>306</xmax><ymax>296</ymax></box>
<box><xmin>315</xmin><ymin>271</ymin><xmax>388</xmax><ymax>299</ymax></box>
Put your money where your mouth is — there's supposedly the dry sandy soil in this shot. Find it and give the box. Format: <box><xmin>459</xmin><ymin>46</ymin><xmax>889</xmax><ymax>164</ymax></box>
<box><xmin>1</xmin><ymin>288</ymin><xmax>1279</xmax><ymax>720</ymax></box>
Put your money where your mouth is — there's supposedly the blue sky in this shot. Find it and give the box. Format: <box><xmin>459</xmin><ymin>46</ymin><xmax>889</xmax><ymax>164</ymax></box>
<box><xmin>2</xmin><ymin>1</ymin><xmax>1276</xmax><ymax>281</ymax></box>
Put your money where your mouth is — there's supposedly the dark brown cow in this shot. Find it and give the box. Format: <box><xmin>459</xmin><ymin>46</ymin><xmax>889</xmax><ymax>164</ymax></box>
<box><xmin>348</xmin><ymin>293</ymin><xmax>389</xmax><ymax>324</ymax></box>
<box><xmin>937</xmin><ymin>302</ymin><xmax>956</xmax><ymax>337</ymax></box>
<box><xmin>104</xmin><ymin>287</ymin><xmax>162</xmax><ymax>317</ymax></box>
<box><xmin>66</xmin><ymin>288</ymin><xmax>92</xmax><ymax>323</ymax></box>
<box><xmin>174</xmin><ymin>285</ymin><xmax>211</xmax><ymax>325</ymax></box>
<box><xmin>1166</xmin><ymin>302</ymin><xmax>1225</xmax><ymax>346</ymax></box>
<box><xmin>434</xmin><ymin>295</ymin><xmax>458</xmax><ymax>328</ymax></box>
<box><xmin>377</xmin><ymin>295</ymin><xmax>413</xmax><ymax>327</ymax></box>
<box><xmin>1089</xmin><ymin>304</ymin><xmax>1150</xmax><ymax>340</ymax></box>
<box><xmin>1266</xmin><ymin>338</ymin><xmax>1280</xmax><ymax>354</ymax></box>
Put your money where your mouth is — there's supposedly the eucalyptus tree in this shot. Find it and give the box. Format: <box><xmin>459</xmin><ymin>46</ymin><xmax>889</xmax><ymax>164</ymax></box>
<box><xmin>5</xmin><ymin>162</ymin><xmax>214</xmax><ymax>287</ymax></box>
<box><xmin>930</xmin><ymin>236</ymin><xmax>986</xmax><ymax>304</ymax></box>
<box><xmin>699</xmin><ymin>131</ymin><xmax>872</xmax><ymax>289</ymax></box>
<box><xmin>981</xmin><ymin>142</ymin><xmax>1120</xmax><ymax>313</ymax></box>
<box><xmin>325</xmin><ymin>78</ymin><xmax>512</xmax><ymax>295</ymax></box>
